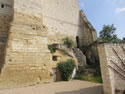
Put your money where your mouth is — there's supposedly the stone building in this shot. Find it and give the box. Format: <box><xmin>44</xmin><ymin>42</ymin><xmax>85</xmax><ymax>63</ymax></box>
<box><xmin>0</xmin><ymin>0</ymin><xmax>97</xmax><ymax>88</ymax></box>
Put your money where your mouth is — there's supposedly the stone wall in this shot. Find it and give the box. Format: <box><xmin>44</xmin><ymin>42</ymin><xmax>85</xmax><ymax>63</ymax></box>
<box><xmin>42</xmin><ymin>0</ymin><xmax>80</xmax><ymax>44</ymax></box>
<box><xmin>0</xmin><ymin>0</ymin><xmax>99</xmax><ymax>88</ymax></box>
<box><xmin>79</xmin><ymin>10</ymin><xmax>97</xmax><ymax>47</ymax></box>
<box><xmin>41</xmin><ymin>0</ymin><xmax>99</xmax><ymax>65</ymax></box>
<box><xmin>79</xmin><ymin>10</ymin><xmax>98</xmax><ymax>64</ymax></box>
<box><xmin>0</xmin><ymin>0</ymin><xmax>53</xmax><ymax>88</ymax></box>
<box><xmin>98</xmin><ymin>43</ymin><xmax>125</xmax><ymax>94</ymax></box>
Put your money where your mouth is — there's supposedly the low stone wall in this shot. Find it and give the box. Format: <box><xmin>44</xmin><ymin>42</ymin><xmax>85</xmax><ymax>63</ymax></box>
<box><xmin>98</xmin><ymin>43</ymin><xmax>125</xmax><ymax>94</ymax></box>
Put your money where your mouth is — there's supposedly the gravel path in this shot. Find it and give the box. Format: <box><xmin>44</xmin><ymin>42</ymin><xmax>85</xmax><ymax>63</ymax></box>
<box><xmin>0</xmin><ymin>80</ymin><xmax>103</xmax><ymax>94</ymax></box>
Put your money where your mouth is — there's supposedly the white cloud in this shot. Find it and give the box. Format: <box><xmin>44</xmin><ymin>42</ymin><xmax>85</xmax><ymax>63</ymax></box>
<box><xmin>115</xmin><ymin>8</ymin><xmax>125</xmax><ymax>14</ymax></box>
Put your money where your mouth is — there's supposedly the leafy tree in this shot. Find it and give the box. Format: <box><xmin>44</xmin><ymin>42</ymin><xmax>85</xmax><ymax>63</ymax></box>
<box><xmin>122</xmin><ymin>37</ymin><xmax>125</xmax><ymax>43</ymax></box>
<box><xmin>99</xmin><ymin>24</ymin><xmax>121</xmax><ymax>43</ymax></box>
<box><xmin>123</xmin><ymin>37</ymin><xmax>125</xmax><ymax>41</ymax></box>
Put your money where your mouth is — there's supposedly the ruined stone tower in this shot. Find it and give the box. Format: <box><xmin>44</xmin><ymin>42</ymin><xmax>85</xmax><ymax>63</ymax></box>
<box><xmin>0</xmin><ymin>0</ymin><xmax>52</xmax><ymax>88</ymax></box>
<box><xmin>0</xmin><ymin>0</ymin><xmax>98</xmax><ymax>88</ymax></box>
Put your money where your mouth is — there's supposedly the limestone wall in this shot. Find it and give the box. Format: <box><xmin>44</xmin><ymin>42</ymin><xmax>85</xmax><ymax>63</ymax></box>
<box><xmin>79</xmin><ymin>10</ymin><xmax>97</xmax><ymax>47</ymax></box>
<box><xmin>0</xmin><ymin>0</ymin><xmax>53</xmax><ymax>88</ymax></box>
<box><xmin>0</xmin><ymin>0</ymin><xmax>82</xmax><ymax>88</ymax></box>
<box><xmin>98</xmin><ymin>44</ymin><xmax>125</xmax><ymax>94</ymax></box>
<box><xmin>79</xmin><ymin>10</ymin><xmax>98</xmax><ymax>64</ymax></box>
<box><xmin>42</xmin><ymin>0</ymin><xmax>80</xmax><ymax>44</ymax></box>
<box><xmin>0</xmin><ymin>0</ymin><xmax>99</xmax><ymax>88</ymax></box>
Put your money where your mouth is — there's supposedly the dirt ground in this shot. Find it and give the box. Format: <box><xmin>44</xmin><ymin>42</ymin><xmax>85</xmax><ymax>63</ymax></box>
<box><xmin>0</xmin><ymin>80</ymin><xmax>103</xmax><ymax>94</ymax></box>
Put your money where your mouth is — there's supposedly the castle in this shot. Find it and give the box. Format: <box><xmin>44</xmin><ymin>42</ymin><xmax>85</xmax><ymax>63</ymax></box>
<box><xmin>0</xmin><ymin>0</ymin><xmax>97</xmax><ymax>88</ymax></box>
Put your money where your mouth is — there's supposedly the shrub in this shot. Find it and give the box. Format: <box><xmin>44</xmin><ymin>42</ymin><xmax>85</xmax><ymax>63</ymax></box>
<box><xmin>48</xmin><ymin>45</ymin><xmax>56</xmax><ymax>53</ymax></box>
<box><xmin>77</xmin><ymin>66</ymin><xmax>85</xmax><ymax>74</ymax></box>
<box><xmin>74</xmin><ymin>65</ymin><xmax>103</xmax><ymax>83</ymax></box>
<box><xmin>62</xmin><ymin>38</ymin><xmax>74</xmax><ymax>48</ymax></box>
<box><xmin>58</xmin><ymin>59</ymin><xmax>76</xmax><ymax>81</ymax></box>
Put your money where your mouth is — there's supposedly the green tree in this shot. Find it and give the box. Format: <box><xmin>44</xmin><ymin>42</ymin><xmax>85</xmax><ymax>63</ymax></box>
<box><xmin>123</xmin><ymin>37</ymin><xmax>125</xmax><ymax>41</ymax></box>
<box><xmin>122</xmin><ymin>37</ymin><xmax>125</xmax><ymax>43</ymax></box>
<box><xmin>99</xmin><ymin>24</ymin><xmax>121</xmax><ymax>43</ymax></box>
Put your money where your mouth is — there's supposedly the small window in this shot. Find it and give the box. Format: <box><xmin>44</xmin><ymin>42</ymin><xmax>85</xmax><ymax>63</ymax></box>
<box><xmin>52</xmin><ymin>56</ymin><xmax>58</xmax><ymax>61</ymax></box>
<box><xmin>43</xmin><ymin>26</ymin><xmax>45</xmax><ymax>28</ymax></box>
<box><xmin>1</xmin><ymin>4</ymin><xmax>4</xmax><ymax>8</ymax></box>
<box><xmin>33</xmin><ymin>27</ymin><xmax>35</xmax><ymax>30</ymax></box>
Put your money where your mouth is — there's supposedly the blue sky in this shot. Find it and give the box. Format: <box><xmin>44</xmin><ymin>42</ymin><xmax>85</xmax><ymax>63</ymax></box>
<box><xmin>78</xmin><ymin>0</ymin><xmax>125</xmax><ymax>39</ymax></box>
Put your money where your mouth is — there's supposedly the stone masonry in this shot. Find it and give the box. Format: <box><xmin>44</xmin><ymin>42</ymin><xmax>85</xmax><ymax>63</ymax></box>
<box><xmin>42</xmin><ymin>0</ymin><xmax>80</xmax><ymax>44</ymax></box>
<box><xmin>79</xmin><ymin>10</ymin><xmax>99</xmax><ymax>64</ymax></box>
<box><xmin>0</xmin><ymin>0</ymin><xmax>52</xmax><ymax>88</ymax></box>
<box><xmin>98</xmin><ymin>44</ymin><xmax>125</xmax><ymax>94</ymax></box>
<box><xmin>0</xmin><ymin>0</ymin><xmax>99</xmax><ymax>88</ymax></box>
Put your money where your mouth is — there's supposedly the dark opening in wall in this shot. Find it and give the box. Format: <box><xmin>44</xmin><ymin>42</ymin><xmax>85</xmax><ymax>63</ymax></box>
<box><xmin>33</xmin><ymin>27</ymin><xmax>35</xmax><ymax>30</ymax></box>
<box><xmin>1</xmin><ymin>4</ymin><xmax>4</xmax><ymax>8</ymax></box>
<box><xmin>43</xmin><ymin>26</ymin><xmax>45</xmax><ymax>28</ymax></box>
<box><xmin>52</xmin><ymin>56</ymin><xmax>58</xmax><ymax>61</ymax></box>
<box><xmin>76</xmin><ymin>36</ymin><xmax>80</xmax><ymax>48</ymax></box>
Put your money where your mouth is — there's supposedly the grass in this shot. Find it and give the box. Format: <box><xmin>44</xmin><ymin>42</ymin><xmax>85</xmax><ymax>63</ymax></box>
<box><xmin>74</xmin><ymin>65</ymin><xmax>102</xmax><ymax>83</ymax></box>
<box><xmin>74</xmin><ymin>74</ymin><xmax>103</xmax><ymax>83</ymax></box>
<box><xmin>62</xmin><ymin>37</ymin><xmax>74</xmax><ymax>48</ymax></box>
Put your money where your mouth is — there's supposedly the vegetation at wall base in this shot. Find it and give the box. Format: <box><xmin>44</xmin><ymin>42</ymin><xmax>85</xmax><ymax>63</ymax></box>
<box><xmin>74</xmin><ymin>66</ymin><xmax>102</xmax><ymax>83</ymax></box>
<box><xmin>48</xmin><ymin>45</ymin><xmax>56</xmax><ymax>53</ymax></box>
<box><xmin>62</xmin><ymin>37</ymin><xmax>74</xmax><ymax>48</ymax></box>
<box><xmin>58</xmin><ymin>59</ymin><xmax>76</xmax><ymax>81</ymax></box>
<box><xmin>74</xmin><ymin>74</ymin><xmax>102</xmax><ymax>83</ymax></box>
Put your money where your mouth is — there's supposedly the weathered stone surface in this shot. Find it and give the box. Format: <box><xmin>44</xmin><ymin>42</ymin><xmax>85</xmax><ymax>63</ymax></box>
<box><xmin>79</xmin><ymin>10</ymin><xmax>99</xmax><ymax>64</ymax></box>
<box><xmin>0</xmin><ymin>0</ymin><xmax>52</xmax><ymax>88</ymax></box>
<box><xmin>79</xmin><ymin>10</ymin><xmax>97</xmax><ymax>46</ymax></box>
<box><xmin>50</xmin><ymin>44</ymin><xmax>79</xmax><ymax>68</ymax></box>
<box><xmin>73</xmin><ymin>48</ymin><xmax>87</xmax><ymax>67</ymax></box>
<box><xmin>98</xmin><ymin>43</ymin><xmax>125</xmax><ymax>94</ymax></box>
<box><xmin>0</xmin><ymin>0</ymin><xmax>99</xmax><ymax>89</ymax></box>
<box><xmin>42</xmin><ymin>0</ymin><xmax>80</xmax><ymax>44</ymax></box>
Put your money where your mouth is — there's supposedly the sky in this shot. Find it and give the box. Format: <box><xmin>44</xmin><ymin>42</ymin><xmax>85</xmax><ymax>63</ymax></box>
<box><xmin>78</xmin><ymin>0</ymin><xmax>125</xmax><ymax>39</ymax></box>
